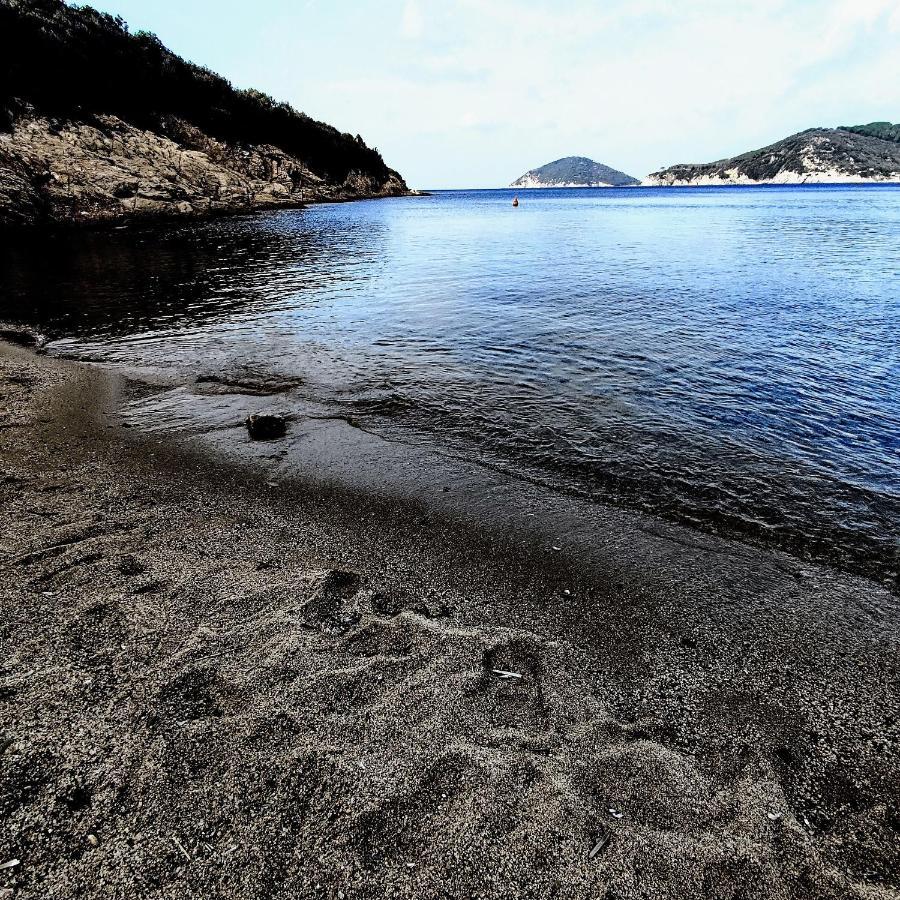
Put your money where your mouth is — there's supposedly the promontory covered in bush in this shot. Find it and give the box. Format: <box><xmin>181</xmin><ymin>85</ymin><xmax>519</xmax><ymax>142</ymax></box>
<box><xmin>0</xmin><ymin>0</ymin><xmax>407</xmax><ymax>228</ymax></box>
<box><xmin>511</xmin><ymin>156</ymin><xmax>640</xmax><ymax>188</ymax></box>
<box><xmin>646</xmin><ymin>123</ymin><xmax>900</xmax><ymax>186</ymax></box>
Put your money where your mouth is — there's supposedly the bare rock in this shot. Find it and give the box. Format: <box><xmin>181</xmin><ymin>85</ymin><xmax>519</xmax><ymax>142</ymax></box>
<box><xmin>0</xmin><ymin>113</ymin><xmax>408</xmax><ymax>229</ymax></box>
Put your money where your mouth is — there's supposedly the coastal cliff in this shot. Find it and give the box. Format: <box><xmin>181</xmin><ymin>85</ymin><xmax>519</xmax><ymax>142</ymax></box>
<box><xmin>511</xmin><ymin>156</ymin><xmax>640</xmax><ymax>188</ymax></box>
<box><xmin>646</xmin><ymin>124</ymin><xmax>900</xmax><ymax>186</ymax></box>
<box><xmin>0</xmin><ymin>0</ymin><xmax>407</xmax><ymax>229</ymax></box>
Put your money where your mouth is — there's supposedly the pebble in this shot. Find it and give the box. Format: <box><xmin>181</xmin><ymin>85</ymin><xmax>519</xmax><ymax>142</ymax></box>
<box><xmin>87</xmin><ymin>833</ymin><xmax>99</xmax><ymax>847</ymax></box>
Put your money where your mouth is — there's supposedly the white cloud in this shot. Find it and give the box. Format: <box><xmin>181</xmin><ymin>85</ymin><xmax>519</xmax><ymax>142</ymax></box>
<box><xmin>400</xmin><ymin>0</ymin><xmax>425</xmax><ymax>39</ymax></box>
<box><xmin>288</xmin><ymin>0</ymin><xmax>900</xmax><ymax>186</ymax></box>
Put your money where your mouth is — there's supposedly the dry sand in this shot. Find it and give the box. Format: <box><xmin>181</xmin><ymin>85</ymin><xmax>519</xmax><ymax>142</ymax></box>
<box><xmin>1</xmin><ymin>341</ymin><xmax>898</xmax><ymax>899</ymax></box>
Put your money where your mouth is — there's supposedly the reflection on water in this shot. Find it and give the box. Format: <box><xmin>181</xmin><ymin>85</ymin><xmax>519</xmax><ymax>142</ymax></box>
<box><xmin>2</xmin><ymin>186</ymin><xmax>898</xmax><ymax>585</ymax></box>
<box><xmin>0</xmin><ymin>208</ymin><xmax>387</xmax><ymax>336</ymax></box>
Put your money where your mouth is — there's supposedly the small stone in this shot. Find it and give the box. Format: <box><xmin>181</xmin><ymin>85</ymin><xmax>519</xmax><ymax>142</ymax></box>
<box><xmin>246</xmin><ymin>413</ymin><xmax>288</xmax><ymax>441</ymax></box>
<box><xmin>87</xmin><ymin>833</ymin><xmax>99</xmax><ymax>847</ymax></box>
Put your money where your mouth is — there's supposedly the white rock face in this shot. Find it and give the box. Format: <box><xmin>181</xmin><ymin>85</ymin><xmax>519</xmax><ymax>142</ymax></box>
<box><xmin>644</xmin><ymin>168</ymin><xmax>900</xmax><ymax>187</ymax></box>
<box><xmin>0</xmin><ymin>113</ymin><xmax>407</xmax><ymax>227</ymax></box>
<box><xmin>511</xmin><ymin>174</ymin><xmax>617</xmax><ymax>188</ymax></box>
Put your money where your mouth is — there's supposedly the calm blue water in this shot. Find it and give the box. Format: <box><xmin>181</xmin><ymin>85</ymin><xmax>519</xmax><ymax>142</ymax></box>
<box><xmin>2</xmin><ymin>186</ymin><xmax>899</xmax><ymax>583</ymax></box>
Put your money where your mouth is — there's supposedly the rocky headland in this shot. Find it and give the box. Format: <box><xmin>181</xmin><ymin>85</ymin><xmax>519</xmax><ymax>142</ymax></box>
<box><xmin>646</xmin><ymin>124</ymin><xmax>900</xmax><ymax>186</ymax></box>
<box><xmin>0</xmin><ymin>0</ymin><xmax>407</xmax><ymax>229</ymax></box>
<box><xmin>511</xmin><ymin>156</ymin><xmax>640</xmax><ymax>188</ymax></box>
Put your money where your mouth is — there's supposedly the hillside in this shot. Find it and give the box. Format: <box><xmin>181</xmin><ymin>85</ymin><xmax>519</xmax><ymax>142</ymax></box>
<box><xmin>646</xmin><ymin>124</ymin><xmax>900</xmax><ymax>186</ymax></box>
<box><xmin>511</xmin><ymin>156</ymin><xmax>640</xmax><ymax>188</ymax></box>
<box><xmin>0</xmin><ymin>0</ymin><xmax>407</xmax><ymax>228</ymax></box>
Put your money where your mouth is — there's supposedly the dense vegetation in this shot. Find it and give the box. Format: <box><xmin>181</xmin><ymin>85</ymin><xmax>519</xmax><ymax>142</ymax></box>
<box><xmin>651</xmin><ymin>126</ymin><xmax>900</xmax><ymax>183</ymax></box>
<box><xmin>0</xmin><ymin>0</ymin><xmax>392</xmax><ymax>183</ymax></box>
<box><xmin>840</xmin><ymin>121</ymin><xmax>900</xmax><ymax>144</ymax></box>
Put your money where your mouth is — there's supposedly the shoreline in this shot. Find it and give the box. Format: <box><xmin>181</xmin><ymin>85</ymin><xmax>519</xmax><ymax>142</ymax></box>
<box><xmin>0</xmin><ymin>188</ymin><xmax>423</xmax><ymax>238</ymax></box>
<box><xmin>1</xmin><ymin>342</ymin><xmax>898</xmax><ymax>899</ymax></box>
<box><xmin>34</xmin><ymin>324</ymin><xmax>896</xmax><ymax>596</ymax></box>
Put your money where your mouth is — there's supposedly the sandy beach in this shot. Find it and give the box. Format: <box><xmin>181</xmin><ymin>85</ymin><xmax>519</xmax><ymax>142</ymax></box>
<box><xmin>1</xmin><ymin>339</ymin><xmax>898</xmax><ymax>900</ymax></box>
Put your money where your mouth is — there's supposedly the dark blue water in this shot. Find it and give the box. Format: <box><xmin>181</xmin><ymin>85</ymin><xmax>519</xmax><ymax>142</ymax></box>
<box><xmin>2</xmin><ymin>186</ymin><xmax>898</xmax><ymax>584</ymax></box>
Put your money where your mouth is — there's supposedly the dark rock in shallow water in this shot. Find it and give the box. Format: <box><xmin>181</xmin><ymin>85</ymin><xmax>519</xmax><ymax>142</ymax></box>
<box><xmin>246</xmin><ymin>413</ymin><xmax>288</xmax><ymax>441</ymax></box>
<box><xmin>195</xmin><ymin>370</ymin><xmax>304</xmax><ymax>396</ymax></box>
<box><xmin>0</xmin><ymin>327</ymin><xmax>43</xmax><ymax>348</ymax></box>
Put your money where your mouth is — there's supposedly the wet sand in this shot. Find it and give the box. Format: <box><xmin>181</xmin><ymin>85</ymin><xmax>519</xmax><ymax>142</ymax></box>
<box><xmin>1</xmin><ymin>340</ymin><xmax>898</xmax><ymax>900</ymax></box>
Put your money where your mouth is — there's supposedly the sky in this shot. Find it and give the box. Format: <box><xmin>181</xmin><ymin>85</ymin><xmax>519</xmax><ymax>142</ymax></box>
<box><xmin>86</xmin><ymin>0</ymin><xmax>900</xmax><ymax>189</ymax></box>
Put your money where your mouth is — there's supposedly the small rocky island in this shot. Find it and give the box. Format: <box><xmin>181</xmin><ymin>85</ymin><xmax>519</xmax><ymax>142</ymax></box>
<box><xmin>646</xmin><ymin>123</ymin><xmax>900</xmax><ymax>186</ymax></box>
<box><xmin>511</xmin><ymin>156</ymin><xmax>640</xmax><ymax>188</ymax></box>
<box><xmin>0</xmin><ymin>0</ymin><xmax>407</xmax><ymax>229</ymax></box>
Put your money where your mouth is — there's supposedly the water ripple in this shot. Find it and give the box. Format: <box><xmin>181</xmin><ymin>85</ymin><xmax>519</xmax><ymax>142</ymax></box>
<box><xmin>2</xmin><ymin>186</ymin><xmax>898</xmax><ymax>585</ymax></box>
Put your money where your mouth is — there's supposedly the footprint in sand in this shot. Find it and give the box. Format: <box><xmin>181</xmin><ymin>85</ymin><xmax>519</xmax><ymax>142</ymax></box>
<box><xmin>298</xmin><ymin>569</ymin><xmax>363</xmax><ymax>632</ymax></box>
<box><xmin>478</xmin><ymin>638</ymin><xmax>550</xmax><ymax>732</ymax></box>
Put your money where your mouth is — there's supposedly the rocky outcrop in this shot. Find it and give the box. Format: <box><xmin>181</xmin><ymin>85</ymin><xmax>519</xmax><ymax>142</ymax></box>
<box><xmin>0</xmin><ymin>112</ymin><xmax>407</xmax><ymax>229</ymax></box>
<box><xmin>0</xmin><ymin>0</ymin><xmax>408</xmax><ymax>229</ymax></box>
<box><xmin>646</xmin><ymin>127</ymin><xmax>900</xmax><ymax>186</ymax></box>
<box><xmin>511</xmin><ymin>156</ymin><xmax>640</xmax><ymax>188</ymax></box>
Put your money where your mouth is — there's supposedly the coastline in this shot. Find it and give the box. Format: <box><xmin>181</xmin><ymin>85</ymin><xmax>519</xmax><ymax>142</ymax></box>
<box><xmin>2</xmin><ymin>341</ymin><xmax>898</xmax><ymax>899</ymax></box>
<box><xmin>0</xmin><ymin>113</ymin><xmax>411</xmax><ymax>233</ymax></box>
<box><xmin>643</xmin><ymin>174</ymin><xmax>900</xmax><ymax>187</ymax></box>
<box><xmin>0</xmin><ymin>187</ymin><xmax>423</xmax><ymax>238</ymax></box>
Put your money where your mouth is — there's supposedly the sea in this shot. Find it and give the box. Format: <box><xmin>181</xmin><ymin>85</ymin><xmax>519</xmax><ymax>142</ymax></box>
<box><xmin>2</xmin><ymin>185</ymin><xmax>898</xmax><ymax>585</ymax></box>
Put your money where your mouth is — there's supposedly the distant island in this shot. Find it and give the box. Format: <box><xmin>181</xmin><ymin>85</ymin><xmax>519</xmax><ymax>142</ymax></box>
<box><xmin>646</xmin><ymin>123</ymin><xmax>900</xmax><ymax>186</ymax></box>
<box><xmin>0</xmin><ymin>0</ymin><xmax>407</xmax><ymax>229</ymax></box>
<box><xmin>511</xmin><ymin>156</ymin><xmax>640</xmax><ymax>188</ymax></box>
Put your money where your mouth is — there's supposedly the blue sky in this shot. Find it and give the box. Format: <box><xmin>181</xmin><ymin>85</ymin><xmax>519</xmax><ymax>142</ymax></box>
<box><xmin>86</xmin><ymin>0</ymin><xmax>900</xmax><ymax>188</ymax></box>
